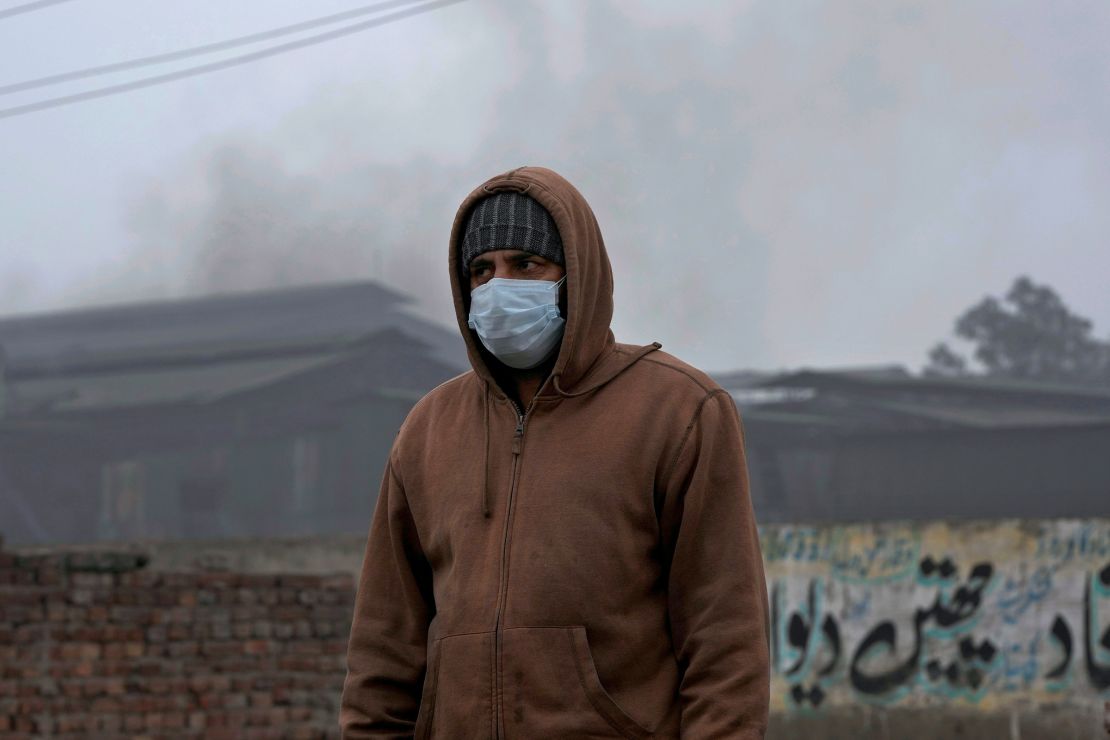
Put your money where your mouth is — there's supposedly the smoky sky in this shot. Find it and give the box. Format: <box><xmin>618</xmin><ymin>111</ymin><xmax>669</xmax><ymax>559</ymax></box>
<box><xmin>3</xmin><ymin>1</ymin><xmax>1108</xmax><ymax>373</ymax></box>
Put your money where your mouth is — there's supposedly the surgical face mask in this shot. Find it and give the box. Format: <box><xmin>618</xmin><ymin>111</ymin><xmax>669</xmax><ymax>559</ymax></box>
<box><xmin>467</xmin><ymin>276</ymin><xmax>567</xmax><ymax>370</ymax></box>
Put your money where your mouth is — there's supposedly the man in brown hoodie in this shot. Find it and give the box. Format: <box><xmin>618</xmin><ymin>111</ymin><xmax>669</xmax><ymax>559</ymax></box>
<box><xmin>340</xmin><ymin>166</ymin><xmax>770</xmax><ymax>739</ymax></box>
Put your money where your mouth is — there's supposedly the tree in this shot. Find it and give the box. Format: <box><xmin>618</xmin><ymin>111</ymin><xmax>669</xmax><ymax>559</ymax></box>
<box><xmin>923</xmin><ymin>276</ymin><xmax>1110</xmax><ymax>387</ymax></box>
<box><xmin>923</xmin><ymin>341</ymin><xmax>969</xmax><ymax>379</ymax></box>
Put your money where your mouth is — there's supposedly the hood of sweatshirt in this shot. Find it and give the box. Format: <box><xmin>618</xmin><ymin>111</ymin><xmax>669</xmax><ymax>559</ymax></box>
<box><xmin>448</xmin><ymin>166</ymin><xmax>660</xmax><ymax>403</ymax></box>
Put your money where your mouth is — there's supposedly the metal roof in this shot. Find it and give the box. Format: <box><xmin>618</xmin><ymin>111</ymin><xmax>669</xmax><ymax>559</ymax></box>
<box><xmin>0</xmin><ymin>279</ymin><xmax>466</xmax><ymax>375</ymax></box>
<box><xmin>721</xmin><ymin>365</ymin><xmax>1110</xmax><ymax>433</ymax></box>
<box><xmin>9</xmin><ymin>353</ymin><xmax>343</xmax><ymax>414</ymax></box>
<box><xmin>0</xmin><ymin>280</ymin><xmax>468</xmax><ymax>417</ymax></box>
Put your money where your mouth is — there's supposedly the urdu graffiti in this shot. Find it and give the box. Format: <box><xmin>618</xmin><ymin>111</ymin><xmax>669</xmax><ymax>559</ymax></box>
<box><xmin>760</xmin><ymin>519</ymin><xmax>1110</xmax><ymax>714</ymax></box>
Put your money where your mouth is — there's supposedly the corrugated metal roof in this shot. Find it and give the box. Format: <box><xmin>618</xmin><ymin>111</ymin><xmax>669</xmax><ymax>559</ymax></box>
<box><xmin>859</xmin><ymin>397</ymin><xmax>1110</xmax><ymax>429</ymax></box>
<box><xmin>9</xmin><ymin>353</ymin><xmax>343</xmax><ymax>413</ymax></box>
<box><xmin>722</xmin><ymin>365</ymin><xmax>1110</xmax><ymax>433</ymax></box>
<box><xmin>758</xmin><ymin>367</ymin><xmax>1110</xmax><ymax>402</ymax></box>
<box><xmin>0</xmin><ymin>279</ymin><xmax>466</xmax><ymax>374</ymax></box>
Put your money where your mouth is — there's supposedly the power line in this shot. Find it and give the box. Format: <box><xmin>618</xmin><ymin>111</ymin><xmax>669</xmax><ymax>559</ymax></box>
<box><xmin>1</xmin><ymin>0</ymin><xmax>431</xmax><ymax>96</ymax></box>
<box><xmin>0</xmin><ymin>0</ymin><xmax>466</xmax><ymax>120</ymax></box>
<box><xmin>0</xmin><ymin>0</ymin><xmax>75</xmax><ymax>21</ymax></box>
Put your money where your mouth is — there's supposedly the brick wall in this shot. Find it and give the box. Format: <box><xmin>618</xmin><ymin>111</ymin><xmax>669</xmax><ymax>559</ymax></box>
<box><xmin>0</xmin><ymin>536</ymin><xmax>355</xmax><ymax>739</ymax></box>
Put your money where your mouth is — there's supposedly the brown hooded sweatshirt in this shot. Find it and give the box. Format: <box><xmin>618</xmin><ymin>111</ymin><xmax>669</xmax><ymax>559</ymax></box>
<box><xmin>340</xmin><ymin>166</ymin><xmax>770</xmax><ymax>739</ymax></box>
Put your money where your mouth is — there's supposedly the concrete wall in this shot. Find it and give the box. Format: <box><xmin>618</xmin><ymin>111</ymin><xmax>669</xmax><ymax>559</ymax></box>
<box><xmin>10</xmin><ymin>519</ymin><xmax>1110</xmax><ymax>738</ymax></box>
<box><xmin>764</xmin><ymin>518</ymin><xmax>1110</xmax><ymax>738</ymax></box>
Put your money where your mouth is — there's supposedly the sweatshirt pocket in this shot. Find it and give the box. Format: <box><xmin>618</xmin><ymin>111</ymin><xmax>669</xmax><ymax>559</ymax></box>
<box><xmin>501</xmin><ymin>626</ymin><xmax>654</xmax><ymax>740</ymax></box>
<box><xmin>416</xmin><ymin>631</ymin><xmax>493</xmax><ymax>740</ymax></box>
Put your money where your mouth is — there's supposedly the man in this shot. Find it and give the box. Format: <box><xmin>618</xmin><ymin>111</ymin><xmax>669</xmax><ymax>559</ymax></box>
<box><xmin>340</xmin><ymin>166</ymin><xmax>770</xmax><ymax>739</ymax></box>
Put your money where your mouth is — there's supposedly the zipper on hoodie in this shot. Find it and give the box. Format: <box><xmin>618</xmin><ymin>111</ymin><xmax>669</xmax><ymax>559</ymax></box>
<box><xmin>491</xmin><ymin>381</ymin><xmax>548</xmax><ymax>740</ymax></box>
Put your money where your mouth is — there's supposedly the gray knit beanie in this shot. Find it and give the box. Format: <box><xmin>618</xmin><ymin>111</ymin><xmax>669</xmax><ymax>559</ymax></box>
<box><xmin>460</xmin><ymin>192</ymin><xmax>564</xmax><ymax>273</ymax></box>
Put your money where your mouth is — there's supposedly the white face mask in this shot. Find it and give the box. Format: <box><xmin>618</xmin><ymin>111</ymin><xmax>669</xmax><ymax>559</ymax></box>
<box><xmin>467</xmin><ymin>276</ymin><xmax>567</xmax><ymax>370</ymax></box>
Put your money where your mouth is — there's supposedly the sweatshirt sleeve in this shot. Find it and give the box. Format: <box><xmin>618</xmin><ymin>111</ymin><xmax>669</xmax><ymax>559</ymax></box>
<box><xmin>659</xmin><ymin>389</ymin><xmax>770</xmax><ymax>739</ymax></box>
<box><xmin>340</xmin><ymin>457</ymin><xmax>435</xmax><ymax>739</ymax></box>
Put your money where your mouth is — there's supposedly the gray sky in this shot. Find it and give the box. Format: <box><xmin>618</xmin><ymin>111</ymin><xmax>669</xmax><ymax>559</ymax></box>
<box><xmin>1</xmin><ymin>0</ymin><xmax>1108</xmax><ymax>373</ymax></box>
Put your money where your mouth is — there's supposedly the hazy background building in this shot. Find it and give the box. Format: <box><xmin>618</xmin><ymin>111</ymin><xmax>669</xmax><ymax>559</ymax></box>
<box><xmin>0</xmin><ymin>281</ymin><xmax>464</xmax><ymax>544</ymax></box>
<box><xmin>2</xmin><ymin>280</ymin><xmax>1107</xmax><ymax>545</ymax></box>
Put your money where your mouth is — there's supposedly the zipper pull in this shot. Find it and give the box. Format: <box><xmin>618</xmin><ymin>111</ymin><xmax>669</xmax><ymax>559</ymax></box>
<box><xmin>511</xmin><ymin>417</ymin><xmax>524</xmax><ymax>455</ymax></box>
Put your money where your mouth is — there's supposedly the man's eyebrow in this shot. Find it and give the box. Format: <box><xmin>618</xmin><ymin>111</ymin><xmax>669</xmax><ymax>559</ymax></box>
<box><xmin>507</xmin><ymin>251</ymin><xmax>543</xmax><ymax>262</ymax></box>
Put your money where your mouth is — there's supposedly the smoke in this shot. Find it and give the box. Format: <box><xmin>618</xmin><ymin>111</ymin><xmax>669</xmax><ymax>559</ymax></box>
<box><xmin>0</xmin><ymin>262</ymin><xmax>37</xmax><ymax>316</ymax></box>
<box><xmin>61</xmin><ymin>0</ymin><xmax>1110</xmax><ymax>371</ymax></box>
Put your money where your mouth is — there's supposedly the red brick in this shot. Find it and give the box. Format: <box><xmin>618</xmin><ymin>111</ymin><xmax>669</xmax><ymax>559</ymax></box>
<box><xmin>249</xmin><ymin>691</ymin><xmax>274</xmax><ymax>709</ymax></box>
<box><xmin>205</xmin><ymin>622</ymin><xmax>232</xmax><ymax>640</ymax></box>
<box><xmin>244</xmin><ymin>639</ymin><xmax>272</xmax><ymax>655</ymax></box>
<box><xmin>167</xmin><ymin>640</ymin><xmax>198</xmax><ymax>659</ymax></box>
<box><xmin>146</xmin><ymin>677</ymin><xmax>172</xmax><ymax>694</ymax></box>
<box><xmin>90</xmin><ymin>696</ymin><xmax>122</xmax><ymax>712</ymax></box>
<box><xmin>239</xmin><ymin>574</ymin><xmax>281</xmax><ymax>588</ymax></box>
<box><xmin>17</xmin><ymin>696</ymin><xmax>45</xmax><ymax>713</ymax></box>
<box><xmin>94</xmin><ymin>713</ymin><xmax>122</xmax><ymax>732</ymax></box>
<box><xmin>0</xmin><ymin>556</ymin><xmax>355</xmax><ymax>738</ymax></box>
<box><xmin>163</xmin><ymin>710</ymin><xmax>186</xmax><ymax>729</ymax></box>
<box><xmin>206</xmin><ymin>729</ymin><xmax>241</xmax><ymax>740</ymax></box>
<box><xmin>167</xmin><ymin>623</ymin><xmax>191</xmax><ymax>640</ymax></box>
<box><xmin>0</xmin><ymin>587</ymin><xmax>48</xmax><ymax>604</ymax></box>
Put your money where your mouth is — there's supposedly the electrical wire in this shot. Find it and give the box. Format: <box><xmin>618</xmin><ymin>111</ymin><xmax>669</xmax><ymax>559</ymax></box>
<box><xmin>0</xmin><ymin>0</ymin><xmax>75</xmax><ymax>21</ymax></box>
<box><xmin>0</xmin><ymin>0</ymin><xmax>466</xmax><ymax>120</ymax></box>
<box><xmin>0</xmin><ymin>0</ymin><xmax>432</xmax><ymax>96</ymax></box>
